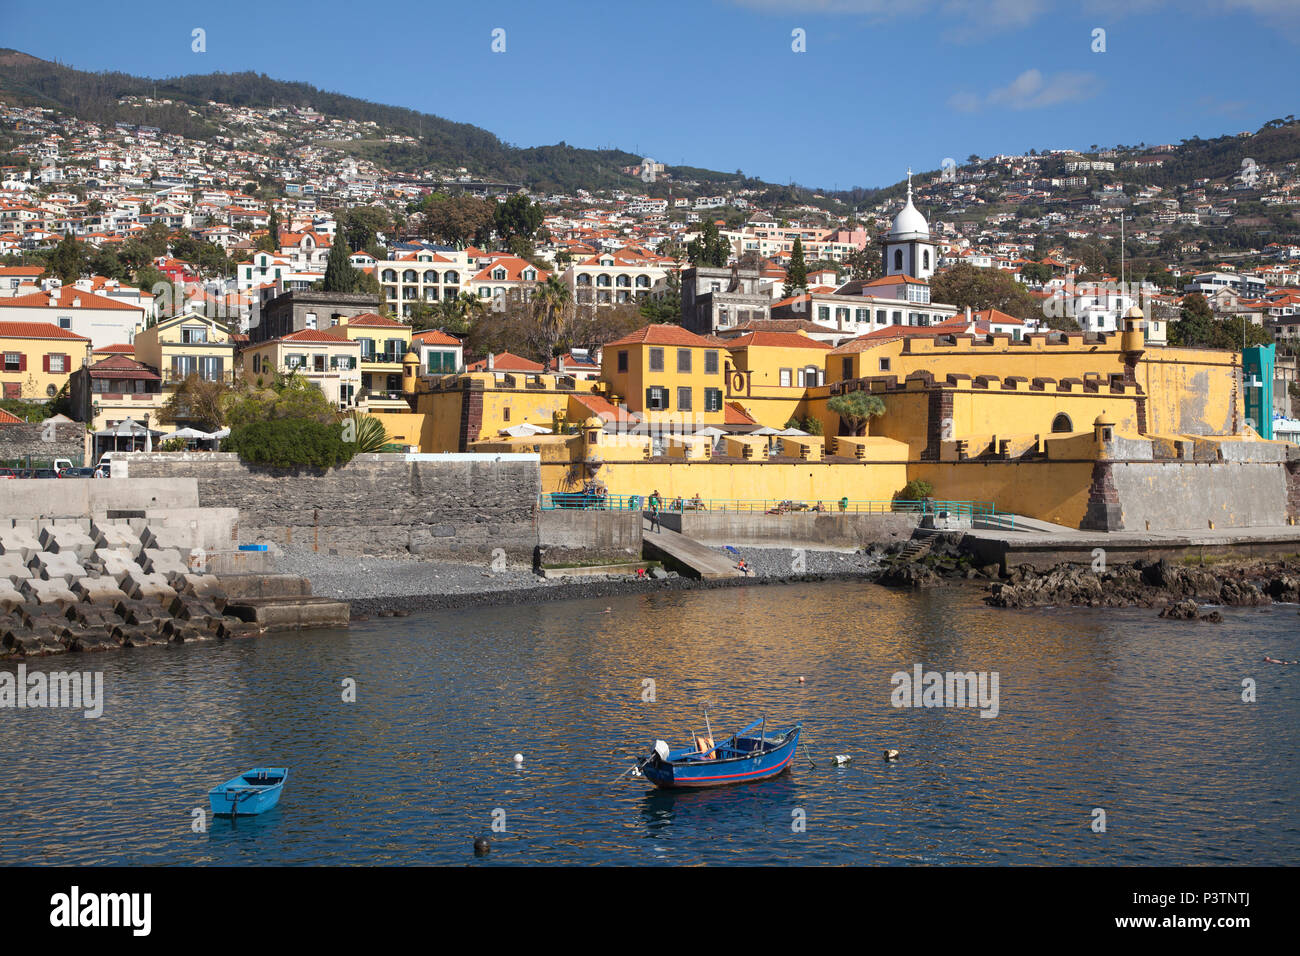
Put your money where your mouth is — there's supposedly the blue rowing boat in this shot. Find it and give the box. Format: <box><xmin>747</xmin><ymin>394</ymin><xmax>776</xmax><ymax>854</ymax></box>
<box><xmin>208</xmin><ymin>767</ymin><xmax>288</xmax><ymax>816</ymax></box>
<box><xmin>637</xmin><ymin>719</ymin><xmax>801</xmax><ymax>789</ymax></box>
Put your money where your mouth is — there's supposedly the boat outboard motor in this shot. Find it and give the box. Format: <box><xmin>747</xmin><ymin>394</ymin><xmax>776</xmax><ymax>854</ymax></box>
<box><xmin>653</xmin><ymin>740</ymin><xmax>670</xmax><ymax>763</ymax></box>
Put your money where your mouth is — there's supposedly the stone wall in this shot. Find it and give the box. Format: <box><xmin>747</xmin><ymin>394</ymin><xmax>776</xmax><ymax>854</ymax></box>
<box><xmin>536</xmin><ymin>509</ymin><xmax>643</xmax><ymax>566</ymax></box>
<box><xmin>0</xmin><ymin>421</ymin><xmax>85</xmax><ymax>467</ymax></box>
<box><xmin>658</xmin><ymin>510</ymin><xmax>919</xmax><ymax>549</ymax></box>
<box><xmin>1106</xmin><ymin>460</ymin><xmax>1291</xmax><ymax>531</ymax></box>
<box><xmin>120</xmin><ymin>452</ymin><xmax>543</xmax><ymax>560</ymax></box>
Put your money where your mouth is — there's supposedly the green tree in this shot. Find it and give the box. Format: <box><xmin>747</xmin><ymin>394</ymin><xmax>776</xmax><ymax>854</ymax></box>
<box><xmin>531</xmin><ymin>274</ymin><xmax>572</xmax><ymax>371</ymax></box>
<box><xmin>322</xmin><ymin>229</ymin><xmax>363</xmax><ymax>293</ymax></box>
<box><xmin>930</xmin><ymin>263</ymin><xmax>1043</xmax><ymax>324</ymax></box>
<box><xmin>46</xmin><ymin>232</ymin><xmax>87</xmax><ymax>284</ymax></box>
<box><xmin>686</xmin><ymin>219</ymin><xmax>730</xmax><ymax>268</ymax></box>
<box><xmin>1169</xmin><ymin>292</ymin><xmax>1214</xmax><ymax>346</ymax></box>
<box><xmin>827</xmin><ymin>392</ymin><xmax>885</xmax><ymax>436</ymax></box>
<box><xmin>784</xmin><ymin>236</ymin><xmax>807</xmax><ymax>299</ymax></box>
<box><xmin>421</xmin><ymin>194</ymin><xmax>495</xmax><ymax>247</ymax></box>
<box><xmin>492</xmin><ymin>193</ymin><xmax>543</xmax><ymax>248</ymax></box>
<box><xmin>225</xmin><ymin>418</ymin><xmax>356</xmax><ymax>469</ymax></box>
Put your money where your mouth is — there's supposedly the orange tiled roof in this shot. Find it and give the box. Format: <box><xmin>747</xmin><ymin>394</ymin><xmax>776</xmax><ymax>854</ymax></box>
<box><xmin>412</xmin><ymin>329</ymin><xmax>462</xmax><ymax>346</ymax></box>
<box><xmin>0</xmin><ymin>286</ymin><xmax>142</xmax><ymax>311</ymax></box>
<box><xmin>467</xmin><ymin>351</ymin><xmax>544</xmax><ymax>372</ymax></box>
<box><xmin>605</xmin><ymin>324</ymin><xmax>716</xmax><ymax>348</ymax></box>
<box><xmin>726</xmin><ymin>331</ymin><xmax>832</xmax><ymax>350</ymax></box>
<box><xmin>346</xmin><ymin>312</ymin><xmax>406</xmax><ymax>328</ymax></box>
<box><xmin>0</xmin><ymin>321</ymin><xmax>92</xmax><ymax>341</ymax></box>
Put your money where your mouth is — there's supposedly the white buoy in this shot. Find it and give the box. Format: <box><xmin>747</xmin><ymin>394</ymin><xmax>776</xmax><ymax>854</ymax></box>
<box><xmin>513</xmin><ymin>753</ymin><xmax>524</xmax><ymax>764</ymax></box>
<box><xmin>883</xmin><ymin>749</ymin><xmax>900</xmax><ymax>761</ymax></box>
<box><xmin>798</xmin><ymin>676</ymin><xmax>805</xmax><ymax>683</ymax></box>
<box><xmin>832</xmin><ymin>754</ymin><xmax>852</xmax><ymax>766</ymax></box>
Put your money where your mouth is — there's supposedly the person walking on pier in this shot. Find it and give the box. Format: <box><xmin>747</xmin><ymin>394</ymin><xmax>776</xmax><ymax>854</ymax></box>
<box><xmin>648</xmin><ymin>489</ymin><xmax>662</xmax><ymax>533</ymax></box>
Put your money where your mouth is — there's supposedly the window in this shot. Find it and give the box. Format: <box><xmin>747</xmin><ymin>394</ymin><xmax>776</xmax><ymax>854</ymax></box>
<box><xmin>856</xmin><ymin>309</ymin><xmax>868</xmax><ymax>324</ymax></box>
<box><xmin>48</xmin><ymin>353</ymin><xmax>65</xmax><ymax>373</ymax></box>
<box><xmin>836</xmin><ymin>308</ymin><xmax>849</xmax><ymax>324</ymax></box>
<box><xmin>306</xmin><ymin>312</ymin><xmax>317</xmax><ymax>330</ymax></box>
<box><xmin>818</xmin><ymin>306</ymin><xmax>830</xmax><ymax>322</ymax></box>
<box><xmin>879</xmin><ymin>358</ymin><xmax>891</xmax><ymax>372</ymax></box>
<box><xmin>617</xmin><ymin>350</ymin><xmax>628</xmax><ymax>373</ymax></box>
<box><xmin>676</xmin><ymin>387</ymin><xmax>692</xmax><ymax>411</ymax></box>
<box><xmin>1051</xmin><ymin>413</ymin><xmax>1073</xmax><ymax>433</ymax></box>
<box><xmin>892</xmin><ymin>311</ymin><xmax>902</xmax><ymax>325</ymax></box>
<box><xmin>503</xmin><ymin>407</ymin><xmax>510</xmax><ymax>422</ymax></box>
<box><xmin>649</xmin><ymin>348</ymin><xmax>664</xmax><ymax>372</ymax></box>
<box><xmin>252</xmin><ymin>354</ymin><xmax>261</xmax><ymax>374</ymax></box>
<box><xmin>359</xmin><ymin>338</ymin><xmax>375</xmax><ymax>360</ymax></box>
<box><xmin>58</xmin><ymin>316</ymin><xmax>72</xmax><ymax>329</ymax></box>
<box><xmin>704</xmin><ymin>388</ymin><xmax>722</xmax><ymax>412</ymax></box>
<box><xmin>4</xmin><ymin>352</ymin><xmax>21</xmax><ymax>372</ymax></box>
<box><xmin>842</xmin><ymin>357</ymin><xmax>853</xmax><ymax>380</ymax></box>
<box><xmin>646</xmin><ymin>386</ymin><xmax>669</xmax><ymax>410</ymax></box>
<box><xmin>779</xmin><ymin>368</ymin><xmax>792</xmax><ymax>387</ymax></box>
<box><xmin>180</xmin><ymin>325</ymin><xmax>207</xmax><ymax>344</ymax></box>
<box><xmin>677</xmin><ymin>349</ymin><xmax>692</xmax><ymax>373</ymax></box>
<box><xmin>894</xmin><ymin>249</ymin><xmax>903</xmax><ymax>271</ymax></box>
<box><xmin>287</xmin><ymin>354</ymin><xmax>305</xmax><ymax>370</ymax></box>
<box><xmin>705</xmin><ymin>350</ymin><xmax>718</xmax><ymax>374</ymax></box>
<box><xmin>806</xmin><ymin>365</ymin><xmax>820</xmax><ymax>386</ymax></box>
<box><xmin>923</xmin><ymin>250</ymin><xmax>931</xmax><ymax>270</ymax></box>
<box><xmin>427</xmin><ymin>351</ymin><xmax>456</xmax><ymax>374</ymax></box>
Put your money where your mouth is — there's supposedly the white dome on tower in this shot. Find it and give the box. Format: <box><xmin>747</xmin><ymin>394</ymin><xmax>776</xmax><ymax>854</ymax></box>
<box><xmin>888</xmin><ymin>172</ymin><xmax>930</xmax><ymax>240</ymax></box>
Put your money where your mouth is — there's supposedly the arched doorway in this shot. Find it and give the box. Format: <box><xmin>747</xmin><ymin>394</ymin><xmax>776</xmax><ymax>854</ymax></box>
<box><xmin>1051</xmin><ymin>413</ymin><xmax>1073</xmax><ymax>433</ymax></box>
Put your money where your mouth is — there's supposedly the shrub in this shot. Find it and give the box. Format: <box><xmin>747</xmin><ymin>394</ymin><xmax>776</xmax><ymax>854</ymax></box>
<box><xmin>225</xmin><ymin>418</ymin><xmax>357</xmax><ymax>469</ymax></box>
<box><xmin>895</xmin><ymin>479</ymin><xmax>934</xmax><ymax>501</ymax></box>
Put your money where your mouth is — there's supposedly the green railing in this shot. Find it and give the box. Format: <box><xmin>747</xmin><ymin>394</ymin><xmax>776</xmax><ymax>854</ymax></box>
<box><xmin>539</xmin><ymin>493</ymin><xmax>999</xmax><ymax>517</ymax></box>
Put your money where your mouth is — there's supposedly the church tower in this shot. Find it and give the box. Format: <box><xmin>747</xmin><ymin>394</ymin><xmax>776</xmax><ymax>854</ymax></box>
<box><xmin>880</xmin><ymin>169</ymin><xmax>937</xmax><ymax>280</ymax></box>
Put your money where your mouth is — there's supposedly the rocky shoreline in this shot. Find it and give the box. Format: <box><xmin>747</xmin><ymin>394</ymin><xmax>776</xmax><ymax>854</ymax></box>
<box><xmin>866</xmin><ymin>533</ymin><xmax>1300</xmax><ymax>620</ymax></box>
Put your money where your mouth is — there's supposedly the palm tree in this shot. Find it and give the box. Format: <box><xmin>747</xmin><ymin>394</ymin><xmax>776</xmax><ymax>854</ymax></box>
<box><xmin>437</xmin><ymin>292</ymin><xmax>485</xmax><ymax>335</ymax></box>
<box><xmin>532</xmin><ymin>275</ymin><xmax>572</xmax><ymax>372</ymax></box>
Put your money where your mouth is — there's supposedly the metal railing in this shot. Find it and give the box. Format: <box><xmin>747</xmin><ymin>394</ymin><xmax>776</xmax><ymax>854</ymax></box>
<box><xmin>539</xmin><ymin>493</ymin><xmax>999</xmax><ymax>516</ymax></box>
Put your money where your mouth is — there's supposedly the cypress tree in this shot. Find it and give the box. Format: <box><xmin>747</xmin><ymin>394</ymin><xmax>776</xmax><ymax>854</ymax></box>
<box><xmin>322</xmin><ymin>227</ymin><xmax>360</xmax><ymax>293</ymax></box>
<box><xmin>784</xmin><ymin>236</ymin><xmax>807</xmax><ymax>299</ymax></box>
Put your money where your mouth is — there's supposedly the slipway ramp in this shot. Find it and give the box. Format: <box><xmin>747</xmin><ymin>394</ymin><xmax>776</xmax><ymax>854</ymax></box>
<box><xmin>641</xmin><ymin>521</ymin><xmax>743</xmax><ymax>580</ymax></box>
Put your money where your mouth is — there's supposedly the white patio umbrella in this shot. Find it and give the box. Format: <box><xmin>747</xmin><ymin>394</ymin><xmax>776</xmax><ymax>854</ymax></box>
<box><xmin>165</xmin><ymin>427</ymin><xmax>214</xmax><ymax>441</ymax></box>
<box><xmin>750</xmin><ymin>426</ymin><xmax>779</xmax><ymax>435</ymax></box>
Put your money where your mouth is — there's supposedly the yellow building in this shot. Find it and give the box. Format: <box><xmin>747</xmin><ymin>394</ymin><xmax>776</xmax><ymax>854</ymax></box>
<box><xmin>324</xmin><ymin>312</ymin><xmax>413</xmax><ymax>411</ymax></box>
<box><xmin>722</xmin><ymin>329</ymin><xmax>831</xmax><ymax>428</ymax></box>
<box><xmin>132</xmin><ymin>311</ymin><xmax>236</xmax><ymax>388</ymax></box>
<box><xmin>600</xmin><ymin>324</ymin><xmax>727</xmax><ymax>426</ymax></box>
<box><xmin>0</xmin><ymin>321</ymin><xmax>93</xmax><ymax>401</ymax></box>
<box><xmin>241</xmin><ymin>329</ymin><xmax>363</xmax><ymax>409</ymax></box>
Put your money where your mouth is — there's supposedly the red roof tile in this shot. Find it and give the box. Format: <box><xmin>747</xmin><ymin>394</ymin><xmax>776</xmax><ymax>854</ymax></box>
<box><xmin>0</xmin><ymin>321</ymin><xmax>92</xmax><ymax>341</ymax></box>
<box><xmin>605</xmin><ymin>324</ymin><xmax>716</xmax><ymax>348</ymax></box>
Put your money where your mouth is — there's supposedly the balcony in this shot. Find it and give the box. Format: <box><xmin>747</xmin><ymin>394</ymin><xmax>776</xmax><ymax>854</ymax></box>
<box><xmin>162</xmin><ymin>370</ymin><xmax>235</xmax><ymax>386</ymax></box>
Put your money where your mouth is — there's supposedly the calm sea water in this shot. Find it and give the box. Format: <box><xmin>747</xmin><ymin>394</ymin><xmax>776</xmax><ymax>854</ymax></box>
<box><xmin>1</xmin><ymin>582</ymin><xmax>1296</xmax><ymax>866</ymax></box>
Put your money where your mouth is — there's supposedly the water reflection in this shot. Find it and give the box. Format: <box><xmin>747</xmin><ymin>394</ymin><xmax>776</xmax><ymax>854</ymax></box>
<box><xmin>0</xmin><ymin>582</ymin><xmax>1295</xmax><ymax>865</ymax></box>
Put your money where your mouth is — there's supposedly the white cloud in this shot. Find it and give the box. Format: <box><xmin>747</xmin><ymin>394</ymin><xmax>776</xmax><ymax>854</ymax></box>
<box><xmin>951</xmin><ymin>69</ymin><xmax>1101</xmax><ymax>112</ymax></box>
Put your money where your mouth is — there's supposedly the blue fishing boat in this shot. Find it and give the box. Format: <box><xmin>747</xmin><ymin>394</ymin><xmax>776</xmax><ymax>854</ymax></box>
<box><xmin>635</xmin><ymin>719</ymin><xmax>801</xmax><ymax>789</ymax></box>
<box><xmin>208</xmin><ymin>767</ymin><xmax>288</xmax><ymax>816</ymax></box>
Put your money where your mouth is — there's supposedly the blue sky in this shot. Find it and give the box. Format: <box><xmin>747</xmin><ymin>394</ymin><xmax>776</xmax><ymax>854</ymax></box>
<box><xmin>4</xmin><ymin>0</ymin><xmax>1294</xmax><ymax>190</ymax></box>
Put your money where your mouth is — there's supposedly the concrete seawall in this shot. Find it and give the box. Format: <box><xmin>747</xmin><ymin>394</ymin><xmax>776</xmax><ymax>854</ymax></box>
<box><xmin>536</xmin><ymin>509</ymin><xmax>642</xmax><ymax>566</ymax></box>
<box><xmin>658</xmin><ymin>511</ymin><xmax>919</xmax><ymax>550</ymax></box>
<box><xmin>121</xmin><ymin>452</ymin><xmax>544</xmax><ymax>561</ymax></box>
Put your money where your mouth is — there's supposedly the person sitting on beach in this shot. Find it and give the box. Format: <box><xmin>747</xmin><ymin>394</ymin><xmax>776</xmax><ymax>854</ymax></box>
<box><xmin>737</xmin><ymin>560</ymin><xmax>752</xmax><ymax>576</ymax></box>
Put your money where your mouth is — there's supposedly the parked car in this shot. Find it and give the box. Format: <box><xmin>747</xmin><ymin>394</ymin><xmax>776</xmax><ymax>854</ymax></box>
<box><xmin>59</xmin><ymin>467</ymin><xmax>96</xmax><ymax>478</ymax></box>
<box><xmin>0</xmin><ymin>468</ymin><xmax>15</xmax><ymax>479</ymax></box>
<box><xmin>31</xmin><ymin>468</ymin><xmax>60</xmax><ymax>479</ymax></box>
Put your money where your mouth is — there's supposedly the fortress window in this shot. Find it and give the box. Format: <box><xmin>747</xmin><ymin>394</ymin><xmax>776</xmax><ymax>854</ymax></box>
<box><xmin>1051</xmin><ymin>413</ymin><xmax>1073</xmax><ymax>433</ymax></box>
<box><xmin>617</xmin><ymin>350</ymin><xmax>628</xmax><ymax>373</ymax></box>
<box><xmin>894</xmin><ymin>250</ymin><xmax>903</xmax><ymax>270</ymax></box>
<box><xmin>879</xmin><ymin>358</ymin><xmax>891</xmax><ymax>372</ymax></box>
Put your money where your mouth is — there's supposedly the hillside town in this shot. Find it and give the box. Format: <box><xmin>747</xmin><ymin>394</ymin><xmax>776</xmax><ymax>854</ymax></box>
<box><xmin>2</xmin><ymin>91</ymin><xmax>1300</xmax><ymax>468</ymax></box>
